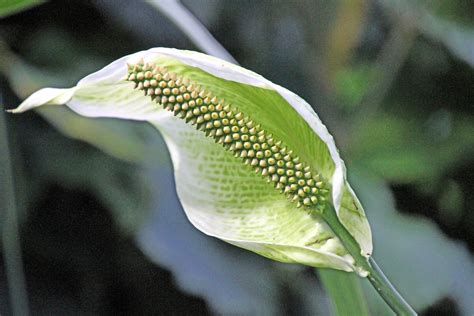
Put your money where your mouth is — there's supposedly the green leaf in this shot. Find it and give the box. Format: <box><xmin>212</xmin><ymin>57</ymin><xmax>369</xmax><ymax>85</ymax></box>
<box><xmin>318</xmin><ymin>268</ymin><xmax>370</xmax><ymax>316</ymax></box>
<box><xmin>0</xmin><ymin>0</ymin><xmax>44</xmax><ymax>18</ymax></box>
<box><xmin>10</xmin><ymin>48</ymin><xmax>373</xmax><ymax>274</ymax></box>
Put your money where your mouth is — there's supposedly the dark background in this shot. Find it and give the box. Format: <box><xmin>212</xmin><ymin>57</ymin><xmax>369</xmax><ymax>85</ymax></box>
<box><xmin>1</xmin><ymin>0</ymin><xmax>473</xmax><ymax>315</ymax></box>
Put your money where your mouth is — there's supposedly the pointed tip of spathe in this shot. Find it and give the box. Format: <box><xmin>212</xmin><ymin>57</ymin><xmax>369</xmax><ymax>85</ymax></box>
<box><xmin>6</xmin><ymin>107</ymin><xmax>21</xmax><ymax>114</ymax></box>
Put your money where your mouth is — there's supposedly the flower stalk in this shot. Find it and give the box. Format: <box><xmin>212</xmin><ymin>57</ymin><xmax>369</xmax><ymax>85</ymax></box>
<box><xmin>322</xmin><ymin>204</ymin><xmax>416</xmax><ymax>315</ymax></box>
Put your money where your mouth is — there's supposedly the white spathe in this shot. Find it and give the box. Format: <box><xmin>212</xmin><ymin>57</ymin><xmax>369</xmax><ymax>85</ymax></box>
<box><xmin>11</xmin><ymin>48</ymin><xmax>372</xmax><ymax>275</ymax></box>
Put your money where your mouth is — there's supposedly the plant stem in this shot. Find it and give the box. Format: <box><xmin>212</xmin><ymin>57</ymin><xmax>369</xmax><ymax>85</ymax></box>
<box><xmin>0</xmin><ymin>103</ymin><xmax>30</xmax><ymax>316</ymax></box>
<box><xmin>322</xmin><ymin>204</ymin><xmax>416</xmax><ymax>316</ymax></box>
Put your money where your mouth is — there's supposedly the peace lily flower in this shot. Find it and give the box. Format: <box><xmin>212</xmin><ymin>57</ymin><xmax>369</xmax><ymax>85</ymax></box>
<box><xmin>12</xmin><ymin>48</ymin><xmax>373</xmax><ymax>275</ymax></box>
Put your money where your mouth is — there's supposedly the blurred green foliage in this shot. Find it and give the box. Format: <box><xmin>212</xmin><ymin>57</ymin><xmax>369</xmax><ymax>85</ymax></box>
<box><xmin>1</xmin><ymin>0</ymin><xmax>473</xmax><ymax>315</ymax></box>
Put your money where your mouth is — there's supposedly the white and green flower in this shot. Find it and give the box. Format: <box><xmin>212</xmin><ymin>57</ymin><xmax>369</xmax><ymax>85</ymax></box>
<box><xmin>11</xmin><ymin>48</ymin><xmax>372</xmax><ymax>275</ymax></box>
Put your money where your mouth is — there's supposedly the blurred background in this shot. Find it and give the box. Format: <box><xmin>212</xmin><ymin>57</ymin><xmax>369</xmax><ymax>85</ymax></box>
<box><xmin>0</xmin><ymin>0</ymin><xmax>473</xmax><ymax>315</ymax></box>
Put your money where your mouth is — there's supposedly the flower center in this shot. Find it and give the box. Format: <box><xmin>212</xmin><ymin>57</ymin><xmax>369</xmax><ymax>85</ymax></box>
<box><xmin>126</xmin><ymin>61</ymin><xmax>329</xmax><ymax>209</ymax></box>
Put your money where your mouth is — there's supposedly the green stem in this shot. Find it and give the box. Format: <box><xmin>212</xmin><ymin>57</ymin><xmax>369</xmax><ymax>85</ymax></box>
<box><xmin>322</xmin><ymin>204</ymin><xmax>416</xmax><ymax>316</ymax></box>
<box><xmin>0</xmin><ymin>104</ymin><xmax>30</xmax><ymax>316</ymax></box>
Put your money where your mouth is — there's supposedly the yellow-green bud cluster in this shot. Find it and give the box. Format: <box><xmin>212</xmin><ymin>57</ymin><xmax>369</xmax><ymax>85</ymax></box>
<box><xmin>126</xmin><ymin>61</ymin><xmax>329</xmax><ymax>209</ymax></box>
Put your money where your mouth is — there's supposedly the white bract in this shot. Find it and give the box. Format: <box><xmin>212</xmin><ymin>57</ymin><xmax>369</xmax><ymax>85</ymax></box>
<box><xmin>12</xmin><ymin>48</ymin><xmax>372</xmax><ymax>274</ymax></box>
